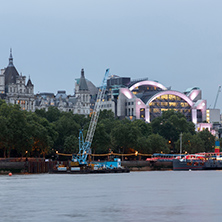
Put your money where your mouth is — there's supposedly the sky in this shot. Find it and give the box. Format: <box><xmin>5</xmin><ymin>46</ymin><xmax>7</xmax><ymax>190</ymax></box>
<box><xmin>0</xmin><ymin>0</ymin><xmax>222</xmax><ymax>110</ymax></box>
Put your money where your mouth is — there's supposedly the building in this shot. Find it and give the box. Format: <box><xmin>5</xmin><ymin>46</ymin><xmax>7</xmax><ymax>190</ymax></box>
<box><xmin>0</xmin><ymin>50</ymin><xmax>212</xmax><ymax>125</ymax></box>
<box><xmin>103</xmin><ymin>75</ymin><xmax>207</xmax><ymax>125</ymax></box>
<box><xmin>0</xmin><ymin>49</ymin><xmax>35</xmax><ymax>111</ymax></box>
<box><xmin>35</xmin><ymin>69</ymin><xmax>96</xmax><ymax>115</ymax></box>
<box><xmin>206</xmin><ymin>109</ymin><xmax>220</xmax><ymax>124</ymax></box>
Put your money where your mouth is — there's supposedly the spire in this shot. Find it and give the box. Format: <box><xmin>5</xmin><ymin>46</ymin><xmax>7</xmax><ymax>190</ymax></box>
<box><xmin>27</xmin><ymin>76</ymin><xmax>34</xmax><ymax>87</ymax></box>
<box><xmin>81</xmin><ymin>68</ymin><xmax>84</xmax><ymax>78</ymax></box>
<box><xmin>8</xmin><ymin>48</ymin><xmax>14</xmax><ymax>67</ymax></box>
<box><xmin>79</xmin><ymin>68</ymin><xmax>88</xmax><ymax>91</ymax></box>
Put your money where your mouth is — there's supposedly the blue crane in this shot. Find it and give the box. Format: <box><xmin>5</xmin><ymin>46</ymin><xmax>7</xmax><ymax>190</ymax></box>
<box><xmin>72</xmin><ymin>69</ymin><xmax>110</xmax><ymax>165</ymax></box>
<box><xmin>213</xmin><ymin>85</ymin><xmax>221</xmax><ymax>109</ymax></box>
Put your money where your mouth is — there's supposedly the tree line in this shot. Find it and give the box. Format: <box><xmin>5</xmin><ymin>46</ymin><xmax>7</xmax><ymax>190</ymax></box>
<box><xmin>0</xmin><ymin>99</ymin><xmax>218</xmax><ymax>158</ymax></box>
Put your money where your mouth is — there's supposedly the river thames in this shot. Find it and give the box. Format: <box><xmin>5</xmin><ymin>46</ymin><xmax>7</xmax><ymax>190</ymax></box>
<box><xmin>0</xmin><ymin>171</ymin><xmax>221</xmax><ymax>222</ymax></box>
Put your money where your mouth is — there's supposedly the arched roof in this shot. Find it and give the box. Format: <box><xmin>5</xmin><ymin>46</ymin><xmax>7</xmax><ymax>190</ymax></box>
<box><xmin>129</xmin><ymin>80</ymin><xmax>167</xmax><ymax>91</ymax></box>
<box><xmin>147</xmin><ymin>90</ymin><xmax>193</xmax><ymax>107</ymax></box>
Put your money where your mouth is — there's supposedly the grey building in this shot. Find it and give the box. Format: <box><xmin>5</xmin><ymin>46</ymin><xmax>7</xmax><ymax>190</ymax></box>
<box><xmin>35</xmin><ymin>69</ymin><xmax>95</xmax><ymax>115</ymax></box>
<box><xmin>0</xmin><ymin>49</ymin><xmax>35</xmax><ymax>111</ymax></box>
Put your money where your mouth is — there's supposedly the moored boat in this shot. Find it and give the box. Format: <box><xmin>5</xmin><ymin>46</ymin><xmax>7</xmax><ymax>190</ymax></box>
<box><xmin>173</xmin><ymin>154</ymin><xmax>222</xmax><ymax>171</ymax></box>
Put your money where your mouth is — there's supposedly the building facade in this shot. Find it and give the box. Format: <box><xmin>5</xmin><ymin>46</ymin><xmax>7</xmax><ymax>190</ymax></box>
<box><xmin>0</xmin><ymin>50</ymin><xmax>35</xmax><ymax>111</ymax></box>
<box><xmin>103</xmin><ymin>75</ymin><xmax>207</xmax><ymax>125</ymax></box>
<box><xmin>35</xmin><ymin>69</ymin><xmax>95</xmax><ymax>115</ymax></box>
<box><xmin>0</xmin><ymin>50</ymin><xmax>213</xmax><ymax>126</ymax></box>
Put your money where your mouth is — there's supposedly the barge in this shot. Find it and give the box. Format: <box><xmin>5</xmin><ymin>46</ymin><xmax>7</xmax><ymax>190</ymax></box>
<box><xmin>50</xmin><ymin>158</ymin><xmax>130</xmax><ymax>174</ymax></box>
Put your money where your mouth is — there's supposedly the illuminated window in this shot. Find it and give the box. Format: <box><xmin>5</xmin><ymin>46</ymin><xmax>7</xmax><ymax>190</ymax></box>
<box><xmin>169</xmin><ymin>102</ymin><xmax>177</xmax><ymax>107</ymax></box>
<box><xmin>153</xmin><ymin>108</ymin><xmax>160</xmax><ymax>113</ymax></box>
<box><xmin>169</xmin><ymin>95</ymin><xmax>176</xmax><ymax>100</ymax></box>
<box><xmin>161</xmin><ymin>102</ymin><xmax>168</xmax><ymax>106</ymax></box>
<box><xmin>181</xmin><ymin>102</ymin><xmax>188</xmax><ymax>107</ymax></box>
<box><xmin>161</xmin><ymin>95</ymin><xmax>168</xmax><ymax>100</ymax></box>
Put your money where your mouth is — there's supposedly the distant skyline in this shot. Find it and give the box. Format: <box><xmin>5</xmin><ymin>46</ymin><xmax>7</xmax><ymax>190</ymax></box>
<box><xmin>0</xmin><ymin>0</ymin><xmax>222</xmax><ymax>109</ymax></box>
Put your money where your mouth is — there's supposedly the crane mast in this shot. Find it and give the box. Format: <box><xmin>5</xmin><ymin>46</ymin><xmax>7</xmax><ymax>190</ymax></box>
<box><xmin>213</xmin><ymin>85</ymin><xmax>221</xmax><ymax>109</ymax></box>
<box><xmin>72</xmin><ymin>69</ymin><xmax>110</xmax><ymax>165</ymax></box>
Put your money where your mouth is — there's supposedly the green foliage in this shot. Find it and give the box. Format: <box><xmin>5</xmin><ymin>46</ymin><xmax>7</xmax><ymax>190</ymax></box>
<box><xmin>147</xmin><ymin>134</ymin><xmax>170</xmax><ymax>153</ymax></box>
<box><xmin>151</xmin><ymin>110</ymin><xmax>196</xmax><ymax>151</ymax></box>
<box><xmin>91</xmin><ymin>122</ymin><xmax>110</xmax><ymax>154</ymax></box>
<box><xmin>111</xmin><ymin>119</ymin><xmax>141</xmax><ymax>153</ymax></box>
<box><xmin>0</xmin><ymin>103</ymin><xmax>216</xmax><ymax>157</ymax></box>
<box><xmin>175</xmin><ymin>132</ymin><xmax>204</xmax><ymax>154</ymax></box>
<box><xmin>197</xmin><ymin>129</ymin><xmax>215</xmax><ymax>152</ymax></box>
<box><xmin>53</xmin><ymin>114</ymin><xmax>81</xmax><ymax>152</ymax></box>
<box><xmin>64</xmin><ymin>135</ymin><xmax>79</xmax><ymax>154</ymax></box>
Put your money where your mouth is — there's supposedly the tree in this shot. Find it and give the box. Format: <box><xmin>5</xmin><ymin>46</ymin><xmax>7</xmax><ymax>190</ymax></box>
<box><xmin>0</xmin><ymin>116</ymin><xmax>9</xmax><ymax>157</ymax></box>
<box><xmin>111</xmin><ymin>120</ymin><xmax>140</xmax><ymax>154</ymax></box>
<box><xmin>132</xmin><ymin>119</ymin><xmax>152</xmax><ymax>138</ymax></box>
<box><xmin>91</xmin><ymin>122</ymin><xmax>110</xmax><ymax>154</ymax></box>
<box><xmin>151</xmin><ymin>110</ymin><xmax>196</xmax><ymax>151</ymax></box>
<box><xmin>137</xmin><ymin>136</ymin><xmax>151</xmax><ymax>154</ymax></box>
<box><xmin>64</xmin><ymin>135</ymin><xmax>79</xmax><ymax>154</ymax></box>
<box><xmin>197</xmin><ymin>129</ymin><xmax>215</xmax><ymax>152</ymax></box>
<box><xmin>54</xmin><ymin>115</ymin><xmax>80</xmax><ymax>152</ymax></box>
<box><xmin>175</xmin><ymin>132</ymin><xmax>204</xmax><ymax>154</ymax></box>
<box><xmin>98</xmin><ymin>109</ymin><xmax>115</xmax><ymax>121</ymax></box>
<box><xmin>147</xmin><ymin>134</ymin><xmax>170</xmax><ymax>154</ymax></box>
<box><xmin>26</xmin><ymin>112</ymin><xmax>57</xmax><ymax>157</ymax></box>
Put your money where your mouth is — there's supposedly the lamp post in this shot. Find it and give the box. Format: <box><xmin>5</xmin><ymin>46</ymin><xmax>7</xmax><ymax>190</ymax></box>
<box><xmin>180</xmin><ymin>133</ymin><xmax>183</xmax><ymax>158</ymax></box>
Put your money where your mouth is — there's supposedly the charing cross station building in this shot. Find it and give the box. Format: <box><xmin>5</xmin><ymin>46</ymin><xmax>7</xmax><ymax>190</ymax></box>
<box><xmin>0</xmin><ymin>50</ymin><xmax>218</xmax><ymax>132</ymax></box>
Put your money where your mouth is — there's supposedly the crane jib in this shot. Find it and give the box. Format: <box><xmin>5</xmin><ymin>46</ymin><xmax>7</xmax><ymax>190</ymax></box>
<box><xmin>72</xmin><ymin>69</ymin><xmax>110</xmax><ymax>165</ymax></box>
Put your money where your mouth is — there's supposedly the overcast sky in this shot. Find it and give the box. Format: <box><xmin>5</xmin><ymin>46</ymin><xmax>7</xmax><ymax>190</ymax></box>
<box><xmin>1</xmin><ymin>0</ymin><xmax>222</xmax><ymax>110</ymax></box>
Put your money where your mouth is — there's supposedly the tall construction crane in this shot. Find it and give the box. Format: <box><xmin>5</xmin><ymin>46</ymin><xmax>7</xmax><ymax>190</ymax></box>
<box><xmin>72</xmin><ymin>69</ymin><xmax>110</xmax><ymax>165</ymax></box>
<box><xmin>213</xmin><ymin>85</ymin><xmax>221</xmax><ymax>109</ymax></box>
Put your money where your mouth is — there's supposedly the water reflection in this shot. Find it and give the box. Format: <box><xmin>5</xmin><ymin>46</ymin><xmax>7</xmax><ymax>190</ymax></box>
<box><xmin>0</xmin><ymin>171</ymin><xmax>222</xmax><ymax>222</ymax></box>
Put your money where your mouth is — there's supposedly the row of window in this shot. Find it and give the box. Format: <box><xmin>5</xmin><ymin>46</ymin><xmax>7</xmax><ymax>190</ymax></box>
<box><xmin>125</xmin><ymin>108</ymin><xmax>134</xmax><ymax>116</ymax></box>
<box><xmin>151</xmin><ymin>108</ymin><xmax>191</xmax><ymax>113</ymax></box>
<box><xmin>125</xmin><ymin>102</ymin><xmax>134</xmax><ymax>106</ymax></box>
<box><xmin>149</xmin><ymin>101</ymin><xmax>189</xmax><ymax>107</ymax></box>
<box><xmin>9</xmin><ymin>87</ymin><xmax>33</xmax><ymax>94</ymax></box>
<box><xmin>17</xmin><ymin>100</ymin><xmax>34</xmax><ymax>106</ymax></box>
<box><xmin>101</xmin><ymin>104</ymin><xmax>112</xmax><ymax>108</ymax></box>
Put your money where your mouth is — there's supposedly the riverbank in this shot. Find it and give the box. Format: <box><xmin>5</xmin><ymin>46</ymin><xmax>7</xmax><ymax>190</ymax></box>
<box><xmin>0</xmin><ymin>158</ymin><xmax>173</xmax><ymax>174</ymax></box>
<box><xmin>121</xmin><ymin>160</ymin><xmax>173</xmax><ymax>171</ymax></box>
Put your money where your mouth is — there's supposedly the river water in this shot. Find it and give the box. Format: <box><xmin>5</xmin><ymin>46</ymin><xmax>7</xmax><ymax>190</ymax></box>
<box><xmin>0</xmin><ymin>171</ymin><xmax>221</xmax><ymax>222</ymax></box>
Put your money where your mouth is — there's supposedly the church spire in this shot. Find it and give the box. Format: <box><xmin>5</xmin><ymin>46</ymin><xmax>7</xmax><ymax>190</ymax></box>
<box><xmin>8</xmin><ymin>48</ymin><xmax>14</xmax><ymax>67</ymax></box>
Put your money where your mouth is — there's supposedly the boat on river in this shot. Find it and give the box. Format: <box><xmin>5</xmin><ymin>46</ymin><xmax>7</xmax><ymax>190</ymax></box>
<box><xmin>50</xmin><ymin>158</ymin><xmax>130</xmax><ymax>174</ymax></box>
<box><xmin>173</xmin><ymin>154</ymin><xmax>222</xmax><ymax>170</ymax></box>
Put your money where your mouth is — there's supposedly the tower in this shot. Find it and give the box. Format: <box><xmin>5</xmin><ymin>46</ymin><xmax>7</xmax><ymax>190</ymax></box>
<box><xmin>1</xmin><ymin>49</ymin><xmax>35</xmax><ymax>111</ymax></box>
<box><xmin>74</xmin><ymin>69</ymin><xmax>90</xmax><ymax>115</ymax></box>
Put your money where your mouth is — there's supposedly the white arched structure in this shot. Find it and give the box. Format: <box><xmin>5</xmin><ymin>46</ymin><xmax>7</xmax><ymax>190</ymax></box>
<box><xmin>147</xmin><ymin>90</ymin><xmax>193</xmax><ymax>107</ymax></box>
<box><xmin>129</xmin><ymin>80</ymin><xmax>167</xmax><ymax>91</ymax></box>
<box><xmin>144</xmin><ymin>90</ymin><xmax>195</xmax><ymax>123</ymax></box>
